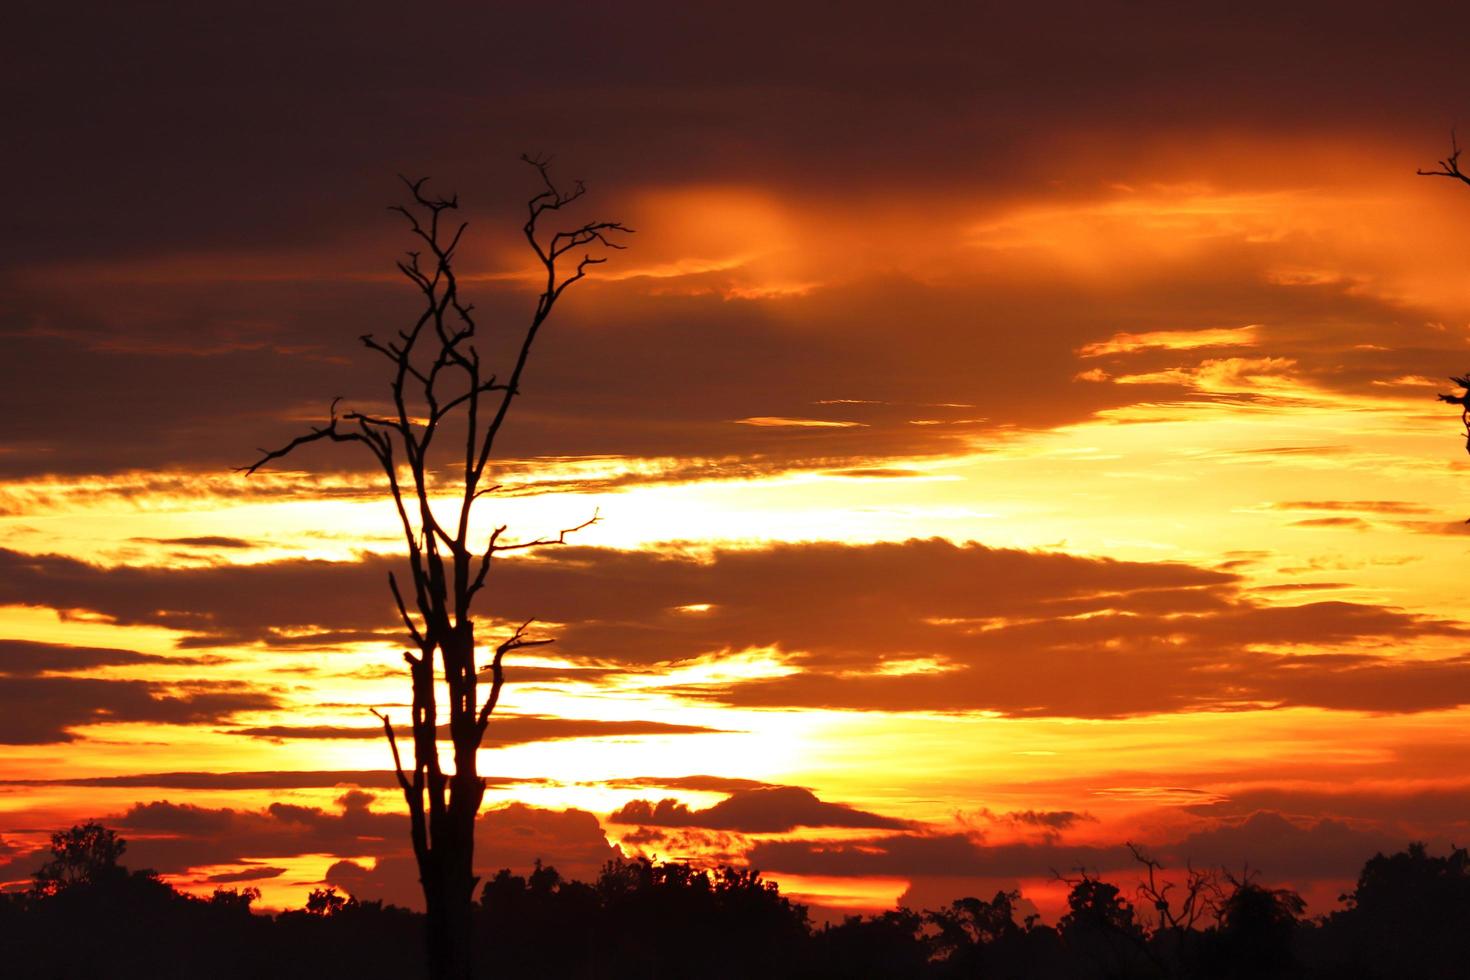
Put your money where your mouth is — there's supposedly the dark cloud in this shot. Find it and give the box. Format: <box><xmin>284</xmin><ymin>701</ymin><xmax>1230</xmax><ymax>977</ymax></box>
<box><xmin>56</xmin><ymin>792</ymin><xmax>623</xmax><ymax>907</ymax></box>
<box><xmin>0</xmin><ymin>276</ymin><xmax>1143</xmax><ymax>479</ymax></box>
<box><xmin>0</xmin><ymin>676</ymin><xmax>276</xmax><ymax>744</ymax></box>
<box><xmin>326</xmin><ymin>804</ymin><xmax>621</xmax><ymax>910</ymax></box>
<box><xmin>999</xmin><ymin>810</ymin><xmax>1095</xmax><ymax>831</ymax></box>
<box><xmin>129</xmin><ymin>536</ymin><xmax>257</xmax><ymax>549</ymax></box>
<box><xmin>748</xmin><ymin>811</ymin><xmax>1394</xmax><ymax>885</ymax></box>
<box><xmin>1290</xmin><ymin>517</ymin><xmax>1373</xmax><ymax>530</ymax></box>
<box><xmin>609</xmin><ymin>786</ymin><xmax>912</xmax><ymax>833</ymax></box>
<box><xmin>6</xmin><ymin>1</ymin><xmax>1470</xmax><ymax>487</ymax></box>
<box><xmin>5</xmin><ymin>540</ymin><xmax>1229</xmax><ymax>652</ymax></box>
<box><xmin>0</xmin><ymin>771</ymin><xmax>500</xmax><ymax>791</ymax></box>
<box><xmin>1163</xmin><ymin>812</ymin><xmax>1395</xmax><ymax>882</ymax></box>
<box><xmin>601</xmin><ymin>775</ymin><xmax>783</xmax><ymax>795</ymax></box>
<box><xmin>0</xmin><ymin>622</ymin><xmax>261</xmax><ymax>751</ymax></box>
<box><xmin>1398</xmin><ymin>520</ymin><xmax>1470</xmax><ymax>536</ymax></box>
<box><xmin>230</xmin><ymin>715</ymin><xmax>729</xmax><ymax>744</ymax></box>
<box><xmin>1227</xmin><ymin>446</ymin><xmax>1350</xmax><ymax>458</ymax></box>
<box><xmin>748</xmin><ymin>832</ymin><xmax>1128</xmax><ymax>880</ymax></box>
<box><xmin>0</xmin><ymin>639</ymin><xmax>183</xmax><ymax>676</ymax></box>
<box><xmin>1268</xmin><ymin>501</ymin><xmax>1432</xmax><ymax>515</ymax></box>
<box><xmin>7</xmin><ymin>261</ymin><xmax>1461</xmax><ymax>485</ymax></box>
<box><xmin>0</xmin><ymin>548</ymin><xmax>402</xmax><ymax>647</ymax></box>
<box><xmin>701</xmin><ymin>648</ymin><xmax>1470</xmax><ymax>718</ymax></box>
<box><xmin>1188</xmin><ymin>783</ymin><xmax>1470</xmax><ymax>830</ymax></box>
<box><xmin>4</xmin><ymin>539</ymin><xmax>1466</xmax><ymax>719</ymax></box>
<box><xmin>613</xmin><ymin>826</ymin><xmax>750</xmax><ymax>868</ymax></box>
<box><xmin>203</xmin><ymin>866</ymin><xmax>286</xmax><ymax>884</ymax></box>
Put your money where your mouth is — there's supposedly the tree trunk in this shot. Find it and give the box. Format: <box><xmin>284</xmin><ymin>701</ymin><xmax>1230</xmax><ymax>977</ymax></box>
<box><xmin>420</xmin><ymin>625</ymin><xmax>485</xmax><ymax>980</ymax></box>
<box><xmin>422</xmin><ymin>825</ymin><xmax>479</xmax><ymax>980</ymax></box>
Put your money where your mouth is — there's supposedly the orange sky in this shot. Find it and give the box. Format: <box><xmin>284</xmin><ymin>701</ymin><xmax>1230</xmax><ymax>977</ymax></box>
<box><xmin>7</xmin><ymin>1</ymin><xmax>1470</xmax><ymax>923</ymax></box>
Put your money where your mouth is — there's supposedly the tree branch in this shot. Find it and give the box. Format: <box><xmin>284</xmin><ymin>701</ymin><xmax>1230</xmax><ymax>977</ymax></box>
<box><xmin>388</xmin><ymin>571</ymin><xmax>426</xmax><ymax>648</ymax></box>
<box><xmin>468</xmin><ymin>510</ymin><xmax>599</xmax><ymax>597</ymax></box>
<box><xmin>1419</xmin><ymin>131</ymin><xmax>1470</xmax><ymax>186</ymax></box>
<box><xmin>371</xmin><ymin>708</ymin><xmax>413</xmax><ymax>795</ymax></box>
<box><xmin>237</xmin><ymin>398</ymin><xmax>380</xmax><ymax>475</ymax></box>
<box><xmin>476</xmin><ymin>619</ymin><xmax>554</xmax><ymax>731</ymax></box>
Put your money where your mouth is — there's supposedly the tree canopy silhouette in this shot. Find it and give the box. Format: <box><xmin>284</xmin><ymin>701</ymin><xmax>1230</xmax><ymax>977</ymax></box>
<box><xmin>30</xmin><ymin>822</ymin><xmax>127</xmax><ymax>896</ymax></box>
<box><xmin>241</xmin><ymin>159</ymin><xmax>629</xmax><ymax>980</ymax></box>
<box><xmin>6</xmin><ymin>820</ymin><xmax>1469</xmax><ymax>979</ymax></box>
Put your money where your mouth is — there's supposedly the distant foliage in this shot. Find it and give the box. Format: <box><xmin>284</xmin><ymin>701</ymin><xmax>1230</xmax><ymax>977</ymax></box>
<box><xmin>31</xmin><ymin>822</ymin><xmax>127</xmax><ymax>896</ymax></box>
<box><xmin>1</xmin><ymin>825</ymin><xmax>1466</xmax><ymax>978</ymax></box>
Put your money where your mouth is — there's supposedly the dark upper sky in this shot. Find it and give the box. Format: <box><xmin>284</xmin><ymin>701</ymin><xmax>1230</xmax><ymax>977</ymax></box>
<box><xmin>8</xmin><ymin>2</ymin><xmax>1470</xmax><ymax>261</ymax></box>
<box><xmin>7</xmin><ymin>2</ymin><xmax>1470</xmax><ymax>477</ymax></box>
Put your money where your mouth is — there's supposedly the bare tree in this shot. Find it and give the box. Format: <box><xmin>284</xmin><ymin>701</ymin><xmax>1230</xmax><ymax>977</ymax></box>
<box><xmin>242</xmin><ymin>157</ymin><xmax>629</xmax><ymax>980</ymax></box>
<box><xmin>1421</xmin><ymin>135</ymin><xmax>1470</xmax><ymax>462</ymax></box>
<box><xmin>1126</xmin><ymin>842</ymin><xmax>1222</xmax><ymax>934</ymax></box>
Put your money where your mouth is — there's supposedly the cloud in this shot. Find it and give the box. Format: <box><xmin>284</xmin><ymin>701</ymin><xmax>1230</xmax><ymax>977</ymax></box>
<box><xmin>746</xmin><ymin>811</ymin><xmax>1393</xmax><ymax>886</ymax></box>
<box><xmin>1398</xmin><ymin>520</ymin><xmax>1470</xmax><ymax>536</ymax></box>
<box><xmin>1</xmin><ymin>792</ymin><xmax>621</xmax><ymax>910</ymax></box>
<box><xmin>609</xmin><ymin>786</ymin><xmax>913</xmax><ymax>833</ymax></box>
<box><xmin>998</xmin><ymin>810</ymin><xmax>1096</xmax><ymax>831</ymax></box>
<box><xmin>0</xmin><ymin>280</ymin><xmax>1112</xmax><ymax>480</ymax></box>
<box><xmin>1077</xmin><ymin>325</ymin><xmax>1260</xmax><ymax>358</ymax></box>
<box><xmin>230</xmin><ymin>715</ymin><xmax>729</xmax><ymax>744</ymax></box>
<box><xmin>0</xmin><ymin>676</ymin><xmax>276</xmax><ymax>744</ymax></box>
<box><xmin>0</xmin><ymin>771</ymin><xmax>508</xmax><ymax>791</ymax></box>
<box><xmin>0</xmin><ymin>638</ymin><xmax>184</xmax><ymax>676</ymax></box>
<box><xmin>701</xmin><ymin>647</ymin><xmax>1470</xmax><ymax>719</ymax></box>
<box><xmin>733</xmin><ymin>416</ymin><xmax>867</xmax><ymax>428</ymax></box>
<box><xmin>7</xmin><ymin>184</ymin><xmax>1462</xmax><ymax>489</ymax></box>
<box><xmin>6</xmin><ymin>1</ymin><xmax>1470</xmax><ymax>497</ymax></box>
<box><xmin>128</xmin><ymin>536</ymin><xmax>257</xmax><ymax>549</ymax></box>
<box><xmin>1186</xmin><ymin>782</ymin><xmax>1470</xmax><ymax>830</ymax></box>
<box><xmin>326</xmin><ymin>803</ymin><xmax>621</xmax><ymax>910</ymax></box>
<box><xmin>601</xmin><ymin>775</ymin><xmax>784</xmax><ymax>794</ymax></box>
<box><xmin>4</xmin><ymin>539</ymin><xmax>1467</xmax><ymax>719</ymax></box>
<box><xmin>1267</xmin><ymin>501</ymin><xmax>1433</xmax><ymax>515</ymax></box>
<box><xmin>1162</xmin><ymin>812</ymin><xmax>1395</xmax><ymax>882</ymax></box>
<box><xmin>203</xmin><ymin>866</ymin><xmax>286</xmax><ymax>883</ymax></box>
<box><xmin>0</xmin><ymin>547</ymin><xmax>403</xmax><ymax>647</ymax></box>
<box><xmin>1290</xmin><ymin>517</ymin><xmax>1373</xmax><ymax>530</ymax></box>
<box><xmin>748</xmin><ymin>832</ymin><xmax>1129</xmax><ymax>880</ymax></box>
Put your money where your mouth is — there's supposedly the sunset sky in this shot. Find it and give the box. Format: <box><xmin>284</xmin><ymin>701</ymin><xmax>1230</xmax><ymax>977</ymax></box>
<box><xmin>9</xmin><ymin>1</ymin><xmax>1470</xmax><ymax>923</ymax></box>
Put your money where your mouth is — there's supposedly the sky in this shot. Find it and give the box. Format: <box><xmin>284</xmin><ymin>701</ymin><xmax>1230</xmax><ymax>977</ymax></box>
<box><xmin>7</xmin><ymin>0</ymin><xmax>1470</xmax><ymax>921</ymax></box>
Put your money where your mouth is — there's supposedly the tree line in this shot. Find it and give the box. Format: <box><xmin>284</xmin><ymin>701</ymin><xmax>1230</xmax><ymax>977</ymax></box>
<box><xmin>1</xmin><ymin>822</ymin><xmax>1465</xmax><ymax>979</ymax></box>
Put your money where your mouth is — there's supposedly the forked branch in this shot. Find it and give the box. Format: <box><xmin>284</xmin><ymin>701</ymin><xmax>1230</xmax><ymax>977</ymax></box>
<box><xmin>477</xmin><ymin>619</ymin><xmax>554</xmax><ymax>730</ymax></box>
<box><xmin>1419</xmin><ymin>131</ymin><xmax>1470</xmax><ymax>186</ymax></box>
<box><xmin>238</xmin><ymin>398</ymin><xmax>384</xmax><ymax>475</ymax></box>
<box><xmin>1127</xmin><ymin>841</ymin><xmax>1220</xmax><ymax>931</ymax></box>
<box><xmin>469</xmin><ymin>509</ymin><xmax>600</xmax><ymax>597</ymax></box>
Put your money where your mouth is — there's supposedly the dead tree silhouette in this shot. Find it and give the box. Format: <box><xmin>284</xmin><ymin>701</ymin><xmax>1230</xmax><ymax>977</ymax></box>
<box><xmin>1420</xmin><ymin>135</ymin><xmax>1470</xmax><ymax>460</ymax></box>
<box><xmin>242</xmin><ymin>158</ymin><xmax>629</xmax><ymax>980</ymax></box>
